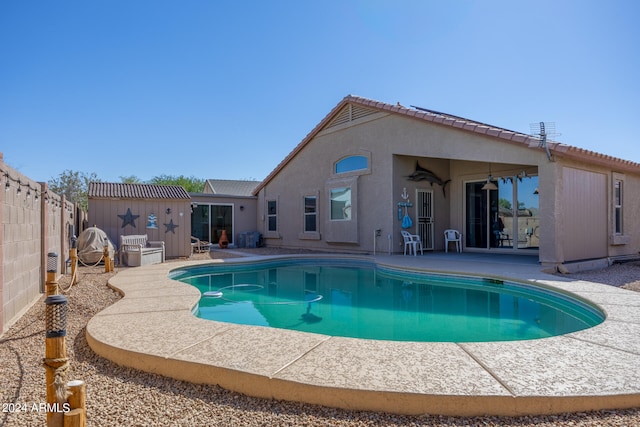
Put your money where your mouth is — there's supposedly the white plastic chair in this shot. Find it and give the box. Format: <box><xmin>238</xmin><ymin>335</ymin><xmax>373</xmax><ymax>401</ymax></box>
<box><xmin>444</xmin><ymin>229</ymin><xmax>462</xmax><ymax>253</ymax></box>
<box><xmin>401</xmin><ymin>230</ymin><xmax>423</xmax><ymax>256</ymax></box>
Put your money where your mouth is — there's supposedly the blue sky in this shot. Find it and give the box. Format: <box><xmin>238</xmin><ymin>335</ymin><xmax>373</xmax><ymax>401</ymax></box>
<box><xmin>1</xmin><ymin>0</ymin><xmax>638</xmax><ymax>184</ymax></box>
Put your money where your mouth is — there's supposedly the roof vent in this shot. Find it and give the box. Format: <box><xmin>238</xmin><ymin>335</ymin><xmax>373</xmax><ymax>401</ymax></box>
<box><xmin>326</xmin><ymin>104</ymin><xmax>377</xmax><ymax>129</ymax></box>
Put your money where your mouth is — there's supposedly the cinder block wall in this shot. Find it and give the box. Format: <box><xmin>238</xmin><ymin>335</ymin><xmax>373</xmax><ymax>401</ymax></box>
<box><xmin>1</xmin><ymin>153</ymin><xmax>73</xmax><ymax>334</ymax></box>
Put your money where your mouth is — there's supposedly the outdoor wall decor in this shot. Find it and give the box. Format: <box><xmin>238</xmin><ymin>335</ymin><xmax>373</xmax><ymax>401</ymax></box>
<box><xmin>398</xmin><ymin>187</ymin><xmax>413</xmax><ymax>228</ymax></box>
<box><xmin>118</xmin><ymin>208</ymin><xmax>139</xmax><ymax>228</ymax></box>
<box><xmin>164</xmin><ymin>219</ymin><xmax>179</xmax><ymax>234</ymax></box>
<box><xmin>146</xmin><ymin>213</ymin><xmax>158</xmax><ymax>229</ymax></box>
<box><xmin>405</xmin><ymin>161</ymin><xmax>451</xmax><ymax>197</ymax></box>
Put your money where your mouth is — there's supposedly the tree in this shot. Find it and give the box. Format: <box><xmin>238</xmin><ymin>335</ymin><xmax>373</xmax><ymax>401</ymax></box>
<box><xmin>499</xmin><ymin>198</ymin><xmax>512</xmax><ymax>210</ymax></box>
<box><xmin>49</xmin><ymin>170</ymin><xmax>100</xmax><ymax>211</ymax></box>
<box><xmin>147</xmin><ymin>174</ymin><xmax>205</xmax><ymax>193</ymax></box>
<box><xmin>48</xmin><ymin>172</ymin><xmax>205</xmax><ymax>210</ymax></box>
<box><xmin>119</xmin><ymin>175</ymin><xmax>143</xmax><ymax>184</ymax></box>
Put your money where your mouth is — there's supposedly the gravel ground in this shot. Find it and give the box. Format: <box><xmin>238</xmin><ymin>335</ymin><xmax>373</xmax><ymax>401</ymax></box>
<box><xmin>2</xmin><ymin>250</ymin><xmax>640</xmax><ymax>426</ymax></box>
<box><xmin>556</xmin><ymin>260</ymin><xmax>640</xmax><ymax>292</ymax></box>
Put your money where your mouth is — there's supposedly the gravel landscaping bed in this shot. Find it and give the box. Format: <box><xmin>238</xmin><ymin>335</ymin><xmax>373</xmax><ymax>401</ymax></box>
<box><xmin>2</xmin><ymin>250</ymin><xmax>639</xmax><ymax>426</ymax></box>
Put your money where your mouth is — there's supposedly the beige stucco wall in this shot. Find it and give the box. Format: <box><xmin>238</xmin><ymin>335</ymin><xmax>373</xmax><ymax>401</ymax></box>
<box><xmin>89</xmin><ymin>198</ymin><xmax>192</xmax><ymax>259</ymax></box>
<box><xmin>611</xmin><ymin>171</ymin><xmax>640</xmax><ymax>256</ymax></box>
<box><xmin>256</xmin><ymin>107</ymin><xmax>640</xmax><ymax>265</ymax></box>
<box><xmin>257</xmin><ymin>112</ymin><xmax>550</xmax><ymax>255</ymax></box>
<box><xmin>258</xmin><ymin>114</ymin><xmax>394</xmax><ymax>253</ymax></box>
<box><xmin>544</xmin><ymin>155</ymin><xmax>640</xmax><ymax>264</ymax></box>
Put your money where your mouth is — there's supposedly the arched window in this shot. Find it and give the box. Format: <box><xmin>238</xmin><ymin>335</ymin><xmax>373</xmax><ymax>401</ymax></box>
<box><xmin>335</xmin><ymin>155</ymin><xmax>368</xmax><ymax>174</ymax></box>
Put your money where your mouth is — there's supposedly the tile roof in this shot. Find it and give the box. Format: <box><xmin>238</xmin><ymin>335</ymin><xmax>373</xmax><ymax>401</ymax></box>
<box><xmin>88</xmin><ymin>182</ymin><xmax>191</xmax><ymax>199</ymax></box>
<box><xmin>253</xmin><ymin>95</ymin><xmax>640</xmax><ymax>195</ymax></box>
<box><xmin>204</xmin><ymin>179</ymin><xmax>260</xmax><ymax>196</ymax></box>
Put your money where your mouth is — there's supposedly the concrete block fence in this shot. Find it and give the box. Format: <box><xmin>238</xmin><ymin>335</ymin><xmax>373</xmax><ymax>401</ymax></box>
<box><xmin>1</xmin><ymin>153</ymin><xmax>78</xmax><ymax>334</ymax></box>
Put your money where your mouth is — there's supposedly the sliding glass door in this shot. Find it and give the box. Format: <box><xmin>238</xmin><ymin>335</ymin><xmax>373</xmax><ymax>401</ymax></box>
<box><xmin>191</xmin><ymin>204</ymin><xmax>233</xmax><ymax>244</ymax></box>
<box><xmin>465</xmin><ymin>181</ymin><xmax>484</xmax><ymax>248</ymax></box>
<box><xmin>465</xmin><ymin>176</ymin><xmax>539</xmax><ymax>251</ymax></box>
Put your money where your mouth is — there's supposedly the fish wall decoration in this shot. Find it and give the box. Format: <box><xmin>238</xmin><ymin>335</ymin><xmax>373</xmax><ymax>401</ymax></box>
<box><xmin>406</xmin><ymin>162</ymin><xmax>451</xmax><ymax>197</ymax></box>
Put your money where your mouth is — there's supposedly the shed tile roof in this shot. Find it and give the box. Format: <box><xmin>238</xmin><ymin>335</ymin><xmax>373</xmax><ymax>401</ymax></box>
<box><xmin>88</xmin><ymin>182</ymin><xmax>191</xmax><ymax>199</ymax></box>
<box><xmin>204</xmin><ymin>179</ymin><xmax>260</xmax><ymax>196</ymax></box>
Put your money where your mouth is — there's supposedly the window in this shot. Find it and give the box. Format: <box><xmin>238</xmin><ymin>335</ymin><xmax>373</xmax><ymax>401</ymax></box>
<box><xmin>304</xmin><ymin>196</ymin><xmax>317</xmax><ymax>232</ymax></box>
<box><xmin>267</xmin><ymin>200</ymin><xmax>277</xmax><ymax>232</ymax></box>
<box><xmin>335</xmin><ymin>155</ymin><xmax>368</xmax><ymax>174</ymax></box>
<box><xmin>330</xmin><ymin>187</ymin><xmax>351</xmax><ymax>220</ymax></box>
<box><xmin>614</xmin><ymin>179</ymin><xmax>623</xmax><ymax>234</ymax></box>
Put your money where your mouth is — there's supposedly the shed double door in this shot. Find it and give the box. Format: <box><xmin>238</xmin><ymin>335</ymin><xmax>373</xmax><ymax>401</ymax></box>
<box><xmin>416</xmin><ymin>189</ymin><xmax>434</xmax><ymax>250</ymax></box>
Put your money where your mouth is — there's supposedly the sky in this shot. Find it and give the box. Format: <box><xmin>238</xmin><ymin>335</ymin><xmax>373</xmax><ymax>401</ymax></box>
<box><xmin>1</xmin><ymin>0</ymin><xmax>639</xmax><ymax>184</ymax></box>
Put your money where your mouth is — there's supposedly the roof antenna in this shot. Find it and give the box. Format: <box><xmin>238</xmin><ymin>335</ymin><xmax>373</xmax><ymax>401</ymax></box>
<box><xmin>530</xmin><ymin>122</ymin><xmax>561</xmax><ymax>161</ymax></box>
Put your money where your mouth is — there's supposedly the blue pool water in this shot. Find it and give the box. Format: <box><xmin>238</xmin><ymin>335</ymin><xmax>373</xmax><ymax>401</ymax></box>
<box><xmin>170</xmin><ymin>258</ymin><xmax>604</xmax><ymax>342</ymax></box>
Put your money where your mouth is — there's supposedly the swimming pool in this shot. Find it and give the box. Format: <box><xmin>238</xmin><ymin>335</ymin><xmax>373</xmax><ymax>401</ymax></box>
<box><xmin>170</xmin><ymin>258</ymin><xmax>604</xmax><ymax>342</ymax></box>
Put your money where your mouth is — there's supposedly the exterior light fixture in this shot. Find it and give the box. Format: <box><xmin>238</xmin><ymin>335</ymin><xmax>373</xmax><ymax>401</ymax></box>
<box><xmin>45</xmin><ymin>295</ymin><xmax>68</xmax><ymax>338</ymax></box>
<box><xmin>45</xmin><ymin>252</ymin><xmax>59</xmax><ymax>296</ymax></box>
<box><xmin>481</xmin><ymin>164</ymin><xmax>498</xmax><ymax>191</ymax></box>
<box><xmin>481</xmin><ymin>179</ymin><xmax>498</xmax><ymax>191</ymax></box>
<box><xmin>47</xmin><ymin>252</ymin><xmax>58</xmax><ymax>274</ymax></box>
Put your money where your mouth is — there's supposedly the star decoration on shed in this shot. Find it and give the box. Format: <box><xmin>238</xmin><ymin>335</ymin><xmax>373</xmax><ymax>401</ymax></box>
<box><xmin>164</xmin><ymin>219</ymin><xmax>179</xmax><ymax>234</ymax></box>
<box><xmin>118</xmin><ymin>208</ymin><xmax>140</xmax><ymax>228</ymax></box>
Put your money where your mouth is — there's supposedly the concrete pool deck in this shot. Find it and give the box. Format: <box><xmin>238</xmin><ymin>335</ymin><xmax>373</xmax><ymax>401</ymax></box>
<box><xmin>85</xmin><ymin>253</ymin><xmax>640</xmax><ymax>416</ymax></box>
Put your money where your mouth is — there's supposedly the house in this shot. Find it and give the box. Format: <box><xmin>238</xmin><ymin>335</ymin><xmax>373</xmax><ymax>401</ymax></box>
<box><xmin>253</xmin><ymin>95</ymin><xmax>640</xmax><ymax>269</ymax></box>
<box><xmin>88</xmin><ymin>182</ymin><xmax>192</xmax><ymax>259</ymax></box>
<box><xmin>190</xmin><ymin>179</ymin><xmax>260</xmax><ymax>247</ymax></box>
<box><xmin>203</xmin><ymin>179</ymin><xmax>260</xmax><ymax>196</ymax></box>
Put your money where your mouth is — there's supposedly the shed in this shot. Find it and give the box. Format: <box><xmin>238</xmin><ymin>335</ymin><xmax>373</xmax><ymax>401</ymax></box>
<box><xmin>88</xmin><ymin>182</ymin><xmax>192</xmax><ymax>259</ymax></box>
